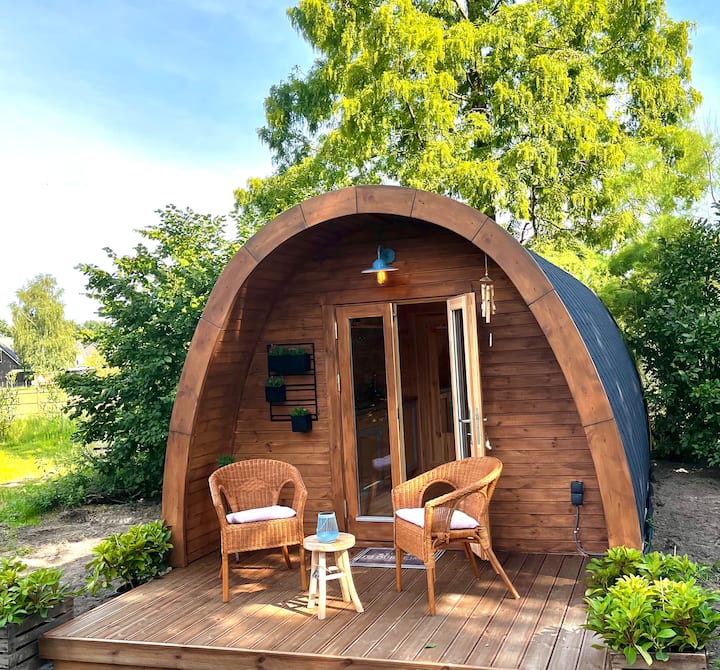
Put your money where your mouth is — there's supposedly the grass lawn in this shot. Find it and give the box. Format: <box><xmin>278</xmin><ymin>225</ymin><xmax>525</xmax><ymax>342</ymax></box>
<box><xmin>0</xmin><ymin>416</ymin><xmax>74</xmax><ymax>483</ymax></box>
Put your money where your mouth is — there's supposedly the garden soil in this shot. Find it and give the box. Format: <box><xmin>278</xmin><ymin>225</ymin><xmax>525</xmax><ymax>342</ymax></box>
<box><xmin>1</xmin><ymin>459</ymin><xmax>719</xmax><ymax>660</ymax></box>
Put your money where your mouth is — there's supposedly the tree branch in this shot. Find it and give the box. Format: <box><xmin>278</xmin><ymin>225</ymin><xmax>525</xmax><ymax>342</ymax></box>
<box><xmin>452</xmin><ymin>0</ymin><xmax>469</xmax><ymax>21</ymax></box>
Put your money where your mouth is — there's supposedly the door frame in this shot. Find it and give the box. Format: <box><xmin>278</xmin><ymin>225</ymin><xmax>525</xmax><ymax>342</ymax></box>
<box><xmin>335</xmin><ymin>303</ymin><xmax>404</xmax><ymax>541</ymax></box>
<box><xmin>329</xmin><ymin>294</ymin><xmax>485</xmax><ymax>542</ymax></box>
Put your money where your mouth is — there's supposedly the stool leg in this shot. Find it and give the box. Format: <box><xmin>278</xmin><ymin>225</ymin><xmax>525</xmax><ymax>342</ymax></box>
<box><xmin>318</xmin><ymin>551</ymin><xmax>327</xmax><ymax>620</ymax></box>
<box><xmin>307</xmin><ymin>550</ymin><xmax>319</xmax><ymax>609</ymax></box>
<box><xmin>336</xmin><ymin>550</ymin><xmax>350</xmax><ymax>602</ymax></box>
<box><xmin>336</xmin><ymin>549</ymin><xmax>364</xmax><ymax>613</ymax></box>
<box><xmin>300</xmin><ymin>544</ymin><xmax>308</xmax><ymax>591</ymax></box>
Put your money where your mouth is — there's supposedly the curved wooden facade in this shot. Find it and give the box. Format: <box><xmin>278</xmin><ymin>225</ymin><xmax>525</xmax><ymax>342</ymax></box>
<box><xmin>162</xmin><ymin>186</ymin><xmax>648</xmax><ymax>568</ymax></box>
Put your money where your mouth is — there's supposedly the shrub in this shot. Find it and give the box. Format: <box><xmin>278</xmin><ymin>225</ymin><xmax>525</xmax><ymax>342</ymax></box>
<box><xmin>0</xmin><ymin>557</ymin><xmax>72</xmax><ymax>626</ymax></box>
<box><xmin>585</xmin><ymin>546</ymin><xmax>708</xmax><ymax>597</ymax></box>
<box><xmin>85</xmin><ymin>520</ymin><xmax>173</xmax><ymax>594</ymax></box>
<box><xmin>584</xmin><ymin>547</ymin><xmax>720</xmax><ymax>665</ymax></box>
<box><xmin>0</xmin><ymin>383</ymin><xmax>19</xmax><ymax>441</ymax></box>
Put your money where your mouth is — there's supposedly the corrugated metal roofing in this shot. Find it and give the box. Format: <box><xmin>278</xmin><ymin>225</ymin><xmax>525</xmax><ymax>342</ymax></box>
<box><xmin>530</xmin><ymin>252</ymin><xmax>651</xmax><ymax>535</ymax></box>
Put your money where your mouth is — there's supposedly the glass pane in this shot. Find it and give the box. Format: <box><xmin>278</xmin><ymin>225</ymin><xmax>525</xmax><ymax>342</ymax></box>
<box><xmin>350</xmin><ymin>316</ymin><xmax>393</xmax><ymax>517</ymax></box>
<box><xmin>450</xmin><ymin>308</ymin><xmax>472</xmax><ymax>458</ymax></box>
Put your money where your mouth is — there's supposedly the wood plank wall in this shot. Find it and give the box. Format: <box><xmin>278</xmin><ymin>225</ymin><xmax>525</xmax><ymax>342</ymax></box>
<box><xmin>183</xmin><ymin>217</ymin><xmax>608</xmax><ymax>562</ymax></box>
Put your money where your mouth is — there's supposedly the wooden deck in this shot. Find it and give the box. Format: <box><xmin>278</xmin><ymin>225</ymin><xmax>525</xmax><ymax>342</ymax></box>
<box><xmin>41</xmin><ymin>549</ymin><xmax>607</xmax><ymax>670</ymax></box>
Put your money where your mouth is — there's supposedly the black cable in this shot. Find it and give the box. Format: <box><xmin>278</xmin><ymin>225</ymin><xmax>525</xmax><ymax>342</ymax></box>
<box><xmin>573</xmin><ymin>506</ymin><xmax>606</xmax><ymax>557</ymax></box>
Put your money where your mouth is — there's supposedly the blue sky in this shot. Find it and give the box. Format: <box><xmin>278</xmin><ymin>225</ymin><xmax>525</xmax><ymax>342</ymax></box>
<box><xmin>0</xmin><ymin>1</ymin><xmax>718</xmax><ymax>325</ymax></box>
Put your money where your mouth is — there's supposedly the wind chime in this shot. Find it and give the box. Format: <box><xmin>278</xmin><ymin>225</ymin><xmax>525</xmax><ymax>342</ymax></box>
<box><xmin>479</xmin><ymin>254</ymin><xmax>496</xmax><ymax>324</ymax></box>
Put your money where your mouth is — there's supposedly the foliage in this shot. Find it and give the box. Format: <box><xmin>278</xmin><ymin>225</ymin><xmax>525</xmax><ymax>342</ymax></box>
<box><xmin>585</xmin><ymin>546</ymin><xmax>708</xmax><ymax>597</ymax></box>
<box><xmin>216</xmin><ymin>455</ymin><xmax>235</xmax><ymax>468</ymax></box>
<box><xmin>0</xmin><ymin>318</ymin><xmax>11</xmax><ymax>337</ymax></box>
<box><xmin>0</xmin><ymin>468</ymin><xmax>108</xmax><ymax>526</ymax></box>
<box><xmin>290</xmin><ymin>406</ymin><xmax>310</xmax><ymax>416</ymax></box>
<box><xmin>235</xmin><ymin>0</ymin><xmax>707</xmax><ymax>248</ymax></box>
<box><xmin>10</xmin><ymin>274</ymin><xmax>77</xmax><ymax>379</ymax></box>
<box><xmin>585</xmin><ymin>573</ymin><xmax>720</xmax><ymax>665</ymax></box>
<box><xmin>0</xmin><ymin>557</ymin><xmax>72</xmax><ymax>626</ymax></box>
<box><xmin>58</xmin><ymin>206</ymin><xmax>238</xmax><ymax>501</ymax></box>
<box><xmin>85</xmin><ymin>520</ymin><xmax>172</xmax><ymax>594</ymax></box>
<box><xmin>0</xmin><ymin>382</ymin><xmax>19</xmax><ymax>441</ymax></box>
<box><xmin>585</xmin><ymin>547</ymin><xmax>720</xmax><ymax>665</ymax></box>
<box><xmin>268</xmin><ymin>346</ymin><xmax>306</xmax><ymax>356</ymax></box>
<box><xmin>265</xmin><ymin>375</ymin><xmax>285</xmax><ymax>387</ymax></box>
<box><xmin>615</xmin><ymin>213</ymin><xmax>720</xmax><ymax>465</ymax></box>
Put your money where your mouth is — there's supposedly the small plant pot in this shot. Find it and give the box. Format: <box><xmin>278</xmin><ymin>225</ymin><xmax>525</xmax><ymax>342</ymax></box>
<box><xmin>268</xmin><ymin>353</ymin><xmax>310</xmax><ymax>375</ymax></box>
<box><xmin>291</xmin><ymin>414</ymin><xmax>312</xmax><ymax>433</ymax></box>
<box><xmin>265</xmin><ymin>385</ymin><xmax>286</xmax><ymax>403</ymax></box>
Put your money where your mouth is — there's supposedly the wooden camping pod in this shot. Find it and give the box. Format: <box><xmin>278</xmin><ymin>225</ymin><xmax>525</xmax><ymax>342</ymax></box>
<box><xmin>162</xmin><ymin>186</ymin><xmax>650</xmax><ymax>568</ymax></box>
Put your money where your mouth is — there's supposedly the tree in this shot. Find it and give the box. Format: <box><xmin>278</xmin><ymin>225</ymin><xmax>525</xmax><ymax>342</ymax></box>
<box><xmin>235</xmin><ymin>0</ymin><xmax>706</xmax><ymax>248</ymax></box>
<box><xmin>10</xmin><ymin>275</ymin><xmax>76</xmax><ymax>378</ymax></box>
<box><xmin>0</xmin><ymin>319</ymin><xmax>11</xmax><ymax>337</ymax></box>
<box><xmin>618</xmin><ymin>212</ymin><xmax>720</xmax><ymax>466</ymax></box>
<box><xmin>58</xmin><ymin>206</ymin><xmax>237</xmax><ymax>500</ymax></box>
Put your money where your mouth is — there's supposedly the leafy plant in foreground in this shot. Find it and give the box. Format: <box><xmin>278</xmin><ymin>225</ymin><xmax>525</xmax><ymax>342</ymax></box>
<box><xmin>85</xmin><ymin>520</ymin><xmax>172</xmax><ymax>594</ymax></box>
<box><xmin>584</xmin><ymin>547</ymin><xmax>720</xmax><ymax>665</ymax></box>
<box><xmin>0</xmin><ymin>557</ymin><xmax>72</xmax><ymax>626</ymax></box>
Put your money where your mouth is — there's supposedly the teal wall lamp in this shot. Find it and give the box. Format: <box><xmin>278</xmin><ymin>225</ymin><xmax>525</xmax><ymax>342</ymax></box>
<box><xmin>362</xmin><ymin>245</ymin><xmax>397</xmax><ymax>285</ymax></box>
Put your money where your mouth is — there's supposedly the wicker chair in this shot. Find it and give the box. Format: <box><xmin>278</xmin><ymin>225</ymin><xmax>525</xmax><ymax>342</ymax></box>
<box><xmin>392</xmin><ymin>456</ymin><xmax>519</xmax><ymax>615</ymax></box>
<box><xmin>209</xmin><ymin>459</ymin><xmax>308</xmax><ymax>602</ymax></box>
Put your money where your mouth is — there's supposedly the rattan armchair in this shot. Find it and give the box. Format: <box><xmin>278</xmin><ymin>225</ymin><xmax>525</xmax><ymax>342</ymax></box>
<box><xmin>209</xmin><ymin>459</ymin><xmax>308</xmax><ymax>602</ymax></box>
<box><xmin>392</xmin><ymin>456</ymin><xmax>519</xmax><ymax>615</ymax></box>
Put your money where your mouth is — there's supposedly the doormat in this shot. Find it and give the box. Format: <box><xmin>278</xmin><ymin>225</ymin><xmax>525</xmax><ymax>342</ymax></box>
<box><xmin>350</xmin><ymin>547</ymin><xmax>444</xmax><ymax>569</ymax></box>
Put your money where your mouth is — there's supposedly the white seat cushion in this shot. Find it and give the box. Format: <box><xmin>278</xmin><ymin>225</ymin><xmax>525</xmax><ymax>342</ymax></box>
<box><xmin>396</xmin><ymin>507</ymin><xmax>479</xmax><ymax>530</ymax></box>
<box><xmin>226</xmin><ymin>505</ymin><xmax>297</xmax><ymax>524</ymax></box>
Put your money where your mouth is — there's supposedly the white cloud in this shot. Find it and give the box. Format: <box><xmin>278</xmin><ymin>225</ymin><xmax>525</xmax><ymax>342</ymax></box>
<box><xmin>0</xmin><ymin>126</ymin><xmax>269</xmax><ymax>324</ymax></box>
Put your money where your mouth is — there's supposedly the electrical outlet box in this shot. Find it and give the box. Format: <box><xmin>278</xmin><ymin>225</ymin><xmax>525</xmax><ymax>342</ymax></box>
<box><xmin>571</xmin><ymin>480</ymin><xmax>584</xmax><ymax>506</ymax></box>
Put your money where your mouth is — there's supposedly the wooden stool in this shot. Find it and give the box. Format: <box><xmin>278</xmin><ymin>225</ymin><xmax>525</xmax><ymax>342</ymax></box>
<box><xmin>303</xmin><ymin>532</ymin><xmax>364</xmax><ymax>620</ymax></box>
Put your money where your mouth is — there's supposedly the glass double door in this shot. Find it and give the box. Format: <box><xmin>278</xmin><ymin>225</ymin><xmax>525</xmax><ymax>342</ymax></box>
<box><xmin>336</xmin><ymin>295</ymin><xmax>485</xmax><ymax>541</ymax></box>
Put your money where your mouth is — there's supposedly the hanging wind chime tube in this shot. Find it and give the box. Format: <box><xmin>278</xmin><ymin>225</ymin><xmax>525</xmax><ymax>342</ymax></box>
<box><xmin>479</xmin><ymin>254</ymin><xmax>496</xmax><ymax>324</ymax></box>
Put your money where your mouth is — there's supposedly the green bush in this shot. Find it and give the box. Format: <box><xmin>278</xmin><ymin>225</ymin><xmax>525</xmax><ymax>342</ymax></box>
<box><xmin>0</xmin><ymin>557</ymin><xmax>73</xmax><ymax>626</ymax></box>
<box><xmin>584</xmin><ymin>547</ymin><xmax>720</xmax><ymax>665</ymax></box>
<box><xmin>621</xmin><ymin>216</ymin><xmax>720</xmax><ymax>466</ymax></box>
<box><xmin>85</xmin><ymin>520</ymin><xmax>173</xmax><ymax>594</ymax></box>
<box><xmin>585</xmin><ymin>546</ymin><xmax>708</xmax><ymax>597</ymax></box>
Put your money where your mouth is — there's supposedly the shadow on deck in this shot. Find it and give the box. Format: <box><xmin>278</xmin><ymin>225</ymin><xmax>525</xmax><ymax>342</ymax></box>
<box><xmin>41</xmin><ymin>549</ymin><xmax>607</xmax><ymax>670</ymax></box>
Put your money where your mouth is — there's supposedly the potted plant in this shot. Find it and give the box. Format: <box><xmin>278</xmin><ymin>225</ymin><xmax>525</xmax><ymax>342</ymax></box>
<box><xmin>290</xmin><ymin>406</ymin><xmax>312</xmax><ymax>433</ymax></box>
<box><xmin>217</xmin><ymin>454</ymin><xmax>235</xmax><ymax>468</ymax></box>
<box><xmin>584</xmin><ymin>546</ymin><xmax>720</xmax><ymax>669</ymax></box>
<box><xmin>1</xmin><ymin>558</ymin><xmax>74</xmax><ymax>670</ymax></box>
<box><xmin>265</xmin><ymin>375</ymin><xmax>286</xmax><ymax>402</ymax></box>
<box><xmin>267</xmin><ymin>345</ymin><xmax>311</xmax><ymax>375</ymax></box>
<box><xmin>85</xmin><ymin>520</ymin><xmax>173</xmax><ymax>595</ymax></box>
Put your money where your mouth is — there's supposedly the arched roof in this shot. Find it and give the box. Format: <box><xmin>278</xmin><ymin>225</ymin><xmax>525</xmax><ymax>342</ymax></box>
<box><xmin>164</xmin><ymin>186</ymin><xmax>647</xmax><ymax>560</ymax></box>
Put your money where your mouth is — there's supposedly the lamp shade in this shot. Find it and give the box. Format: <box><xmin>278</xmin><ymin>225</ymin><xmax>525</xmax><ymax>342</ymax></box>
<box><xmin>362</xmin><ymin>246</ymin><xmax>397</xmax><ymax>285</ymax></box>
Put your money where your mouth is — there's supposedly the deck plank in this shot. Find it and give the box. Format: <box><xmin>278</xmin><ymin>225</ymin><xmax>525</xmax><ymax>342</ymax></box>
<box><xmin>492</xmin><ymin>554</ymin><xmax>566</xmax><ymax>668</ymax></box>
<box><xmin>544</xmin><ymin>557</ymin><xmax>592</xmax><ymax>670</ymax></box>
<box><xmin>464</xmin><ymin>553</ymin><xmax>547</xmax><ymax>667</ymax></box>
<box><xmin>41</xmin><ymin>550</ymin><xmax>603</xmax><ymax>670</ymax></box>
<box><xmin>516</xmin><ymin>555</ymin><xmax>584</xmax><ymax>669</ymax></box>
<box><xmin>337</xmin><ymin>550</ymin><xmax>462</xmax><ymax>658</ymax></box>
<box><xmin>405</xmin><ymin>555</ymin><xmax>517</xmax><ymax>665</ymax></box>
<box><xmin>410</xmin><ymin>553</ymin><xmax>528</xmax><ymax>665</ymax></box>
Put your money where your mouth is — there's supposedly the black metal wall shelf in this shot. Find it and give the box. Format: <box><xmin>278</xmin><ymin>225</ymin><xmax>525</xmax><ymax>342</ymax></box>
<box><xmin>266</xmin><ymin>342</ymin><xmax>318</xmax><ymax>422</ymax></box>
